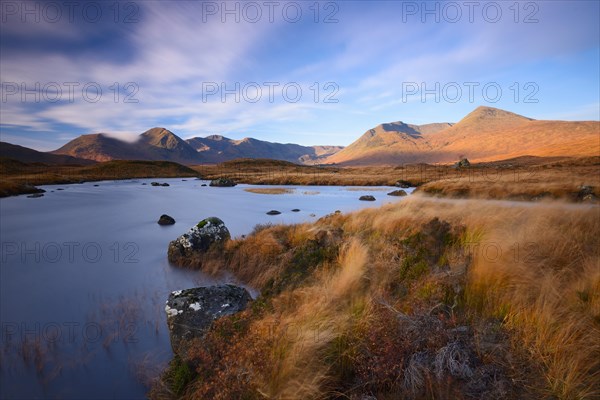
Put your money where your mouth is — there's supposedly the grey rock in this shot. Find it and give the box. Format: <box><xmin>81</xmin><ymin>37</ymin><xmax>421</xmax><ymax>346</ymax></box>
<box><xmin>359</xmin><ymin>195</ymin><xmax>376</xmax><ymax>201</ymax></box>
<box><xmin>266</xmin><ymin>210</ymin><xmax>281</xmax><ymax>215</ymax></box>
<box><xmin>209</xmin><ymin>178</ymin><xmax>236</xmax><ymax>187</ymax></box>
<box><xmin>165</xmin><ymin>285</ymin><xmax>252</xmax><ymax>356</ymax></box>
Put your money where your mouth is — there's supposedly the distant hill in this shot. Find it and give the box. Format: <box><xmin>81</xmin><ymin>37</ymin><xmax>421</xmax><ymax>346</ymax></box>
<box><xmin>0</xmin><ymin>142</ymin><xmax>96</xmax><ymax>165</ymax></box>
<box><xmin>325</xmin><ymin>106</ymin><xmax>600</xmax><ymax>165</ymax></box>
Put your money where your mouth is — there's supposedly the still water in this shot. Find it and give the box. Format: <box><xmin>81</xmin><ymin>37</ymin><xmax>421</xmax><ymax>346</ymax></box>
<box><xmin>0</xmin><ymin>178</ymin><xmax>411</xmax><ymax>399</ymax></box>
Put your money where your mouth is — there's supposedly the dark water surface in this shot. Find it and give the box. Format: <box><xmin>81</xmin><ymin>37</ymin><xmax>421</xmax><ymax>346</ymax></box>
<box><xmin>0</xmin><ymin>178</ymin><xmax>410</xmax><ymax>399</ymax></box>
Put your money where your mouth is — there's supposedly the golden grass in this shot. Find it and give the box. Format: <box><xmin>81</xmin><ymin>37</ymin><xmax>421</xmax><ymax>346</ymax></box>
<box><xmin>154</xmin><ymin>195</ymin><xmax>600</xmax><ymax>399</ymax></box>
<box><xmin>244</xmin><ymin>188</ymin><xmax>294</xmax><ymax>195</ymax></box>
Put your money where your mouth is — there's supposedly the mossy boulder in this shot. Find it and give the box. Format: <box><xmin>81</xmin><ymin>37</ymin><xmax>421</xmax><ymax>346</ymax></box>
<box><xmin>167</xmin><ymin>217</ymin><xmax>230</xmax><ymax>265</ymax></box>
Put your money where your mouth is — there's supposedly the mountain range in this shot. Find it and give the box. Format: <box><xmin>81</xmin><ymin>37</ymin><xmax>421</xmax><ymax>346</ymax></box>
<box><xmin>48</xmin><ymin>128</ymin><xmax>342</xmax><ymax>165</ymax></box>
<box><xmin>1</xmin><ymin>106</ymin><xmax>598</xmax><ymax>166</ymax></box>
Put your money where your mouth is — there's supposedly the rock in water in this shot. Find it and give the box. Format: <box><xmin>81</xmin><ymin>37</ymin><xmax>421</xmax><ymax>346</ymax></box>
<box><xmin>266</xmin><ymin>210</ymin><xmax>281</xmax><ymax>215</ymax></box>
<box><xmin>167</xmin><ymin>217</ymin><xmax>230</xmax><ymax>265</ymax></box>
<box><xmin>158</xmin><ymin>214</ymin><xmax>176</xmax><ymax>225</ymax></box>
<box><xmin>165</xmin><ymin>285</ymin><xmax>252</xmax><ymax>356</ymax></box>
<box><xmin>387</xmin><ymin>189</ymin><xmax>407</xmax><ymax>197</ymax></box>
<box><xmin>359</xmin><ymin>195</ymin><xmax>376</xmax><ymax>201</ymax></box>
<box><xmin>209</xmin><ymin>178</ymin><xmax>236</xmax><ymax>187</ymax></box>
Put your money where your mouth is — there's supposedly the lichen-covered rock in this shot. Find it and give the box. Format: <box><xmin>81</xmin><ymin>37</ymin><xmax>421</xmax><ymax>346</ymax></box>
<box><xmin>167</xmin><ymin>217</ymin><xmax>230</xmax><ymax>265</ymax></box>
<box><xmin>387</xmin><ymin>189</ymin><xmax>407</xmax><ymax>197</ymax></box>
<box><xmin>165</xmin><ymin>285</ymin><xmax>252</xmax><ymax>356</ymax></box>
<box><xmin>359</xmin><ymin>195</ymin><xmax>376</xmax><ymax>201</ymax></box>
<box><xmin>209</xmin><ymin>178</ymin><xmax>236</xmax><ymax>187</ymax></box>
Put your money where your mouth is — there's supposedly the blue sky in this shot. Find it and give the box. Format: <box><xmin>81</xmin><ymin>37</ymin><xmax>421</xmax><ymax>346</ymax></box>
<box><xmin>1</xmin><ymin>0</ymin><xmax>598</xmax><ymax>150</ymax></box>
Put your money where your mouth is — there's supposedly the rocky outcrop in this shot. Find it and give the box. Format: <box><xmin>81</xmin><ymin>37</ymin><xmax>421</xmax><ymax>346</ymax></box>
<box><xmin>158</xmin><ymin>214</ymin><xmax>176</xmax><ymax>225</ymax></box>
<box><xmin>209</xmin><ymin>178</ymin><xmax>236</xmax><ymax>187</ymax></box>
<box><xmin>167</xmin><ymin>217</ymin><xmax>230</xmax><ymax>265</ymax></box>
<box><xmin>165</xmin><ymin>285</ymin><xmax>252</xmax><ymax>356</ymax></box>
<box><xmin>387</xmin><ymin>189</ymin><xmax>407</xmax><ymax>197</ymax></box>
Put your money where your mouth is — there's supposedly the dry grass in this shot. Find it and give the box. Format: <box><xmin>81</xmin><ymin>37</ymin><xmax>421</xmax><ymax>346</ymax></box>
<box><xmin>153</xmin><ymin>194</ymin><xmax>600</xmax><ymax>399</ymax></box>
<box><xmin>244</xmin><ymin>188</ymin><xmax>294</xmax><ymax>195</ymax></box>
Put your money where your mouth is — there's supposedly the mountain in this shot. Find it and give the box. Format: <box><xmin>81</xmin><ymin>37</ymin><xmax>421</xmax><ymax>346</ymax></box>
<box><xmin>324</xmin><ymin>120</ymin><xmax>453</xmax><ymax>165</ymax></box>
<box><xmin>0</xmin><ymin>142</ymin><xmax>96</xmax><ymax>165</ymax></box>
<box><xmin>138</xmin><ymin>128</ymin><xmax>200</xmax><ymax>164</ymax></box>
<box><xmin>325</xmin><ymin>106</ymin><xmax>600</xmax><ymax>165</ymax></box>
<box><xmin>186</xmin><ymin>135</ymin><xmax>342</xmax><ymax>164</ymax></box>
<box><xmin>51</xmin><ymin>133</ymin><xmax>144</xmax><ymax>162</ymax></box>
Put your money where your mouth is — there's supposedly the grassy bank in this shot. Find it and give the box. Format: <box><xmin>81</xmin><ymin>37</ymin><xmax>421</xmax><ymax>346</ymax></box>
<box><xmin>151</xmin><ymin>195</ymin><xmax>600</xmax><ymax>399</ymax></box>
<box><xmin>0</xmin><ymin>159</ymin><xmax>199</xmax><ymax>197</ymax></box>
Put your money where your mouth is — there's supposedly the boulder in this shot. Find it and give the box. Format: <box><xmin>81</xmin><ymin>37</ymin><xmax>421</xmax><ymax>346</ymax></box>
<box><xmin>158</xmin><ymin>214</ymin><xmax>176</xmax><ymax>225</ymax></box>
<box><xmin>165</xmin><ymin>285</ymin><xmax>252</xmax><ymax>356</ymax></box>
<box><xmin>359</xmin><ymin>195</ymin><xmax>376</xmax><ymax>201</ymax></box>
<box><xmin>266</xmin><ymin>210</ymin><xmax>281</xmax><ymax>215</ymax></box>
<box><xmin>210</xmin><ymin>178</ymin><xmax>236</xmax><ymax>187</ymax></box>
<box><xmin>578</xmin><ymin>185</ymin><xmax>597</xmax><ymax>202</ymax></box>
<box><xmin>387</xmin><ymin>189</ymin><xmax>407</xmax><ymax>197</ymax></box>
<box><xmin>454</xmin><ymin>158</ymin><xmax>471</xmax><ymax>168</ymax></box>
<box><xmin>168</xmin><ymin>217</ymin><xmax>230</xmax><ymax>265</ymax></box>
<box><xmin>395</xmin><ymin>180</ymin><xmax>411</xmax><ymax>188</ymax></box>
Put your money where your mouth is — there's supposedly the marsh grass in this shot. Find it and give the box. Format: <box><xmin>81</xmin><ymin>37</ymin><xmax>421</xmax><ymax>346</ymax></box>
<box><xmin>152</xmin><ymin>194</ymin><xmax>600</xmax><ymax>399</ymax></box>
<box><xmin>244</xmin><ymin>188</ymin><xmax>294</xmax><ymax>195</ymax></box>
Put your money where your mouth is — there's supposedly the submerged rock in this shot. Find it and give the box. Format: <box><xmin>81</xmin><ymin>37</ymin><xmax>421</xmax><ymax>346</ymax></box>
<box><xmin>26</xmin><ymin>193</ymin><xmax>44</xmax><ymax>198</ymax></box>
<box><xmin>387</xmin><ymin>189</ymin><xmax>407</xmax><ymax>197</ymax></box>
<box><xmin>266</xmin><ymin>210</ymin><xmax>281</xmax><ymax>215</ymax></box>
<box><xmin>209</xmin><ymin>178</ymin><xmax>236</xmax><ymax>187</ymax></box>
<box><xmin>161</xmin><ymin>183</ymin><xmax>170</xmax><ymax>187</ymax></box>
<box><xmin>158</xmin><ymin>214</ymin><xmax>176</xmax><ymax>225</ymax></box>
<box><xmin>291</xmin><ymin>209</ymin><xmax>300</xmax><ymax>212</ymax></box>
<box><xmin>165</xmin><ymin>285</ymin><xmax>252</xmax><ymax>356</ymax></box>
<box><xmin>359</xmin><ymin>195</ymin><xmax>376</xmax><ymax>201</ymax></box>
<box><xmin>167</xmin><ymin>217</ymin><xmax>230</xmax><ymax>265</ymax></box>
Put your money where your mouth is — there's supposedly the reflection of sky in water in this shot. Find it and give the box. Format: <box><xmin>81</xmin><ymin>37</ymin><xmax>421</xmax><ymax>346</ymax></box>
<box><xmin>0</xmin><ymin>178</ymin><xmax>411</xmax><ymax>399</ymax></box>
